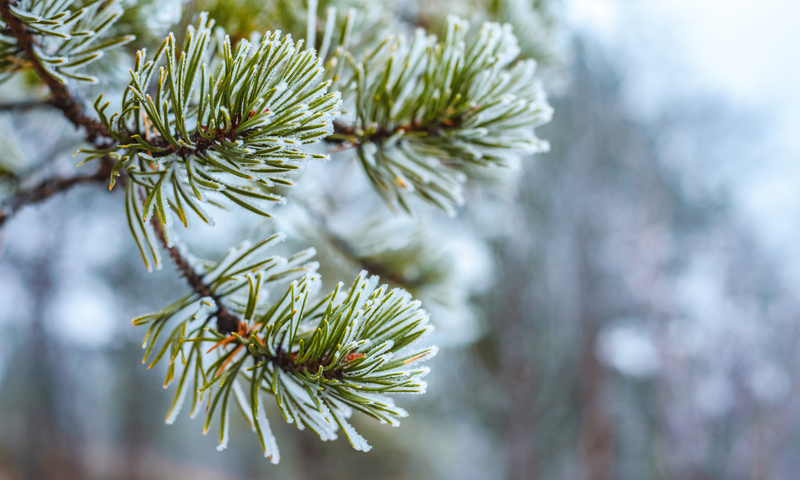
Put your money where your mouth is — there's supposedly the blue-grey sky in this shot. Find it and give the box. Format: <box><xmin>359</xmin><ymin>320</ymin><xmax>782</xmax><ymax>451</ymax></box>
<box><xmin>568</xmin><ymin>0</ymin><xmax>800</xmax><ymax>277</ymax></box>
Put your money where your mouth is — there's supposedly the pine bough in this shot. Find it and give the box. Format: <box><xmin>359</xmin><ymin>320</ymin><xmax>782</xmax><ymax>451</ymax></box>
<box><xmin>0</xmin><ymin>0</ymin><xmax>133</xmax><ymax>84</ymax></box>
<box><xmin>134</xmin><ymin>234</ymin><xmax>436</xmax><ymax>461</ymax></box>
<box><xmin>0</xmin><ymin>0</ymin><xmax>550</xmax><ymax>462</ymax></box>
<box><xmin>336</xmin><ymin>17</ymin><xmax>552</xmax><ymax>215</ymax></box>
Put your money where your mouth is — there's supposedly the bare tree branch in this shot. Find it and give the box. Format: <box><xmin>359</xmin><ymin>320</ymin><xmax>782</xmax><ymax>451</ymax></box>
<box><xmin>0</xmin><ymin>99</ymin><xmax>49</xmax><ymax>111</ymax></box>
<box><xmin>0</xmin><ymin>158</ymin><xmax>114</xmax><ymax>228</ymax></box>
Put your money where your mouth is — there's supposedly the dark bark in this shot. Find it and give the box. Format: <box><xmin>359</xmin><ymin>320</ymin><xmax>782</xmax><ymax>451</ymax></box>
<box><xmin>148</xmin><ymin>215</ymin><xmax>242</xmax><ymax>335</ymax></box>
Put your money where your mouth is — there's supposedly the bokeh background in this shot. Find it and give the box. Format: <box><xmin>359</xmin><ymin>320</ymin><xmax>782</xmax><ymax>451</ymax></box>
<box><xmin>2</xmin><ymin>0</ymin><xmax>800</xmax><ymax>479</ymax></box>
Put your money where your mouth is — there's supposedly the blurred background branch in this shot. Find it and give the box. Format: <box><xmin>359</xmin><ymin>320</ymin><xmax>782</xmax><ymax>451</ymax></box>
<box><xmin>0</xmin><ymin>158</ymin><xmax>114</xmax><ymax>228</ymax></box>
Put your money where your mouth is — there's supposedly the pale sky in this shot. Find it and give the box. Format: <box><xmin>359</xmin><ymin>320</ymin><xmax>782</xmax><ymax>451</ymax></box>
<box><xmin>567</xmin><ymin>0</ymin><xmax>800</xmax><ymax>277</ymax></box>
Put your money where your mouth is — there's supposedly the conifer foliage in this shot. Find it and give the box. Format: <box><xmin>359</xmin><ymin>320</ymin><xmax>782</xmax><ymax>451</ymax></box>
<box><xmin>0</xmin><ymin>0</ymin><xmax>133</xmax><ymax>84</ymax></box>
<box><xmin>0</xmin><ymin>0</ymin><xmax>551</xmax><ymax>462</ymax></box>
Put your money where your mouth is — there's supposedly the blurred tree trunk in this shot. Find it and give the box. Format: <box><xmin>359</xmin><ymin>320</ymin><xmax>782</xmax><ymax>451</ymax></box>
<box><xmin>502</xmin><ymin>307</ymin><xmax>540</xmax><ymax>480</ymax></box>
<box><xmin>119</xmin><ymin>343</ymin><xmax>150</xmax><ymax>480</ymax></box>
<box><xmin>577</xmin><ymin>325</ymin><xmax>615</xmax><ymax>480</ymax></box>
<box><xmin>488</xmin><ymin>241</ymin><xmax>541</xmax><ymax>480</ymax></box>
<box><xmin>20</xmin><ymin>255</ymin><xmax>84</xmax><ymax>479</ymax></box>
<box><xmin>576</xmin><ymin>227</ymin><xmax>615</xmax><ymax>480</ymax></box>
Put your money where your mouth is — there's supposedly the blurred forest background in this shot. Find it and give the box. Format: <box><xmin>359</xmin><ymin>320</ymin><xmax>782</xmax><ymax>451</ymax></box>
<box><xmin>2</xmin><ymin>0</ymin><xmax>800</xmax><ymax>479</ymax></box>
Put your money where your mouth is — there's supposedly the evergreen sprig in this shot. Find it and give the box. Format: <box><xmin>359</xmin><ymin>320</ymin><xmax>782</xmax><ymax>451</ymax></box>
<box><xmin>420</xmin><ymin>0</ymin><xmax>558</xmax><ymax>65</ymax></box>
<box><xmin>80</xmin><ymin>14</ymin><xmax>341</xmax><ymax>270</ymax></box>
<box><xmin>332</xmin><ymin>16</ymin><xmax>552</xmax><ymax>215</ymax></box>
<box><xmin>0</xmin><ymin>0</ymin><xmax>133</xmax><ymax>84</ymax></box>
<box><xmin>262</xmin><ymin>0</ymin><xmax>385</xmax><ymax>61</ymax></box>
<box><xmin>486</xmin><ymin>0</ymin><xmax>558</xmax><ymax>64</ymax></box>
<box><xmin>199</xmin><ymin>0</ymin><xmax>385</xmax><ymax>62</ymax></box>
<box><xmin>134</xmin><ymin>234</ymin><xmax>436</xmax><ymax>462</ymax></box>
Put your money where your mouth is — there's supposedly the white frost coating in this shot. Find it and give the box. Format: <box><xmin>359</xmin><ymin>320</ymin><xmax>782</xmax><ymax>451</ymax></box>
<box><xmin>177</xmin><ymin>242</ymin><xmax>207</xmax><ymax>275</ymax></box>
<box><xmin>412</xmin><ymin>380</ymin><xmax>428</xmax><ymax>394</ymax></box>
<box><xmin>190</xmin><ymin>394</ymin><xmax>204</xmax><ymax>419</ymax></box>
<box><xmin>354</xmin><ymin>392</ymin><xmax>409</xmax><ymax>422</ymax></box>
<box><xmin>340</xmin><ymin>317</ymin><xmax>360</xmax><ymax>347</ymax></box>
<box><xmin>298</xmin><ymin>402</ymin><xmax>338</xmax><ymax>442</ymax></box>
<box><xmin>419</xmin><ymin>344</ymin><xmax>440</xmax><ymax>362</ymax></box>
<box><xmin>165</xmin><ymin>377</ymin><xmax>189</xmax><ymax>424</ymax></box>
<box><xmin>277</xmin><ymin>372</ymin><xmax>302</xmax><ymax>425</ymax></box>
<box><xmin>286</xmin><ymin>247</ymin><xmax>317</xmax><ymax>267</ymax></box>
<box><xmin>352</xmin><ymin>274</ymin><xmax>379</xmax><ymax>313</ymax></box>
<box><xmin>268</xmin><ymin>81</ymin><xmax>290</xmax><ymax>107</ymax></box>
<box><xmin>313</xmin><ymin>400</ymin><xmax>339</xmax><ymax>441</ymax></box>
<box><xmin>357</xmin><ymin>391</ymin><xmax>395</xmax><ymax>407</ymax></box>
<box><xmin>391</xmin><ymin>328</ymin><xmax>437</xmax><ymax>359</ymax></box>
<box><xmin>141</xmin><ymin>220</ymin><xmax>163</xmax><ymax>270</ymax></box>
<box><xmin>159</xmin><ymin>184</ymin><xmax>175</xmax><ymax>246</ymax></box>
<box><xmin>328</xmin><ymin>401</ymin><xmax>372</xmax><ymax>452</ymax></box>
<box><xmin>216</xmin><ymin>406</ymin><xmax>230</xmax><ymax>451</ymax></box>
<box><xmin>202</xmin><ymin>242</ymin><xmax>247</xmax><ymax>282</ymax></box>
<box><xmin>190</xmin><ymin>297</ymin><xmax>217</xmax><ymax>327</ymax></box>
<box><xmin>256</xmin><ymin>393</ymin><xmax>281</xmax><ymax>464</ymax></box>
<box><xmin>415</xmin><ymin>365</ymin><xmax>433</xmax><ymax>378</ymax></box>
<box><xmin>367</xmin><ymin>340</ymin><xmax>394</xmax><ymax>359</ymax></box>
<box><xmin>375</xmin><ymin>348</ymin><xmax>435</xmax><ymax>385</ymax></box>
<box><xmin>281</xmin><ymin>371</ymin><xmax>312</xmax><ymax>400</ymax></box>
<box><xmin>279</xmin><ymin>391</ymin><xmax>299</xmax><ymax>427</ymax></box>
<box><xmin>232</xmin><ymin>381</ymin><xmax>254</xmax><ymax>431</ymax></box>
<box><xmin>347</xmin><ymin>352</ymin><xmax>393</xmax><ymax>378</ymax></box>
<box><xmin>337</xmin><ymin>401</ymin><xmax>354</xmax><ymax>419</ymax></box>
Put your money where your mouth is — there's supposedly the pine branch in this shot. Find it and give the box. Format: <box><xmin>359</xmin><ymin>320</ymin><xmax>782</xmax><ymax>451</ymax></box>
<box><xmin>0</xmin><ymin>1</ymin><xmax>115</xmax><ymax>147</ymax></box>
<box><xmin>0</xmin><ymin>157</ymin><xmax>114</xmax><ymax>228</ymax></box>
<box><xmin>330</xmin><ymin>17</ymin><xmax>552</xmax><ymax>215</ymax></box>
<box><xmin>0</xmin><ymin>4</ymin><xmax>446</xmax><ymax>461</ymax></box>
<box><xmin>328</xmin><ymin>119</ymin><xmax>454</xmax><ymax>145</ymax></box>
<box><xmin>135</xmin><ymin>250</ymin><xmax>436</xmax><ymax>458</ymax></box>
<box><xmin>89</xmin><ymin>17</ymin><xmax>342</xmax><ymax>268</ymax></box>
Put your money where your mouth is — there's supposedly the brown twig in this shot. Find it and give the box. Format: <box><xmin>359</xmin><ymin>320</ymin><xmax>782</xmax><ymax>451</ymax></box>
<box><xmin>146</xmin><ymin>208</ymin><xmax>344</xmax><ymax>378</ymax></box>
<box><xmin>326</xmin><ymin>119</ymin><xmax>446</xmax><ymax>147</ymax></box>
<box><xmin>0</xmin><ymin>1</ymin><xmax>114</xmax><ymax>147</ymax></box>
<box><xmin>146</xmin><ymin>208</ymin><xmax>242</xmax><ymax>335</ymax></box>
